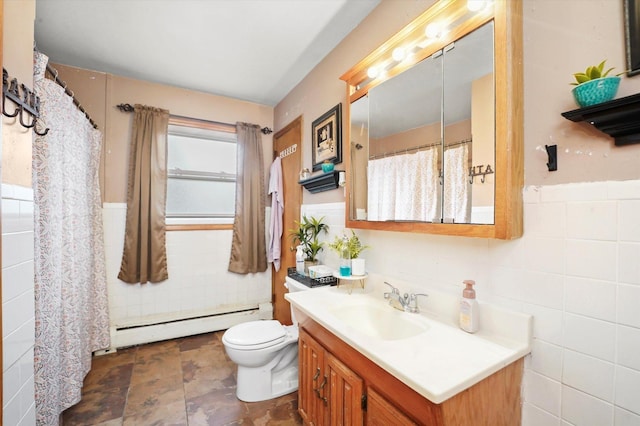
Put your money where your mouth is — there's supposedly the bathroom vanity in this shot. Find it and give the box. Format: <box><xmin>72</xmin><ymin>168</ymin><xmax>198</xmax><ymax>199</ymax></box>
<box><xmin>285</xmin><ymin>279</ymin><xmax>532</xmax><ymax>426</ymax></box>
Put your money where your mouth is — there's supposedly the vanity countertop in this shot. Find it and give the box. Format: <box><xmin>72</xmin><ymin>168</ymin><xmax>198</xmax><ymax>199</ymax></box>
<box><xmin>285</xmin><ymin>275</ymin><xmax>532</xmax><ymax>404</ymax></box>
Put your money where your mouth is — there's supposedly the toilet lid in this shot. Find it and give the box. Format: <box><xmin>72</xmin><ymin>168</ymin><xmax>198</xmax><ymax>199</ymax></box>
<box><xmin>224</xmin><ymin>320</ymin><xmax>286</xmax><ymax>349</ymax></box>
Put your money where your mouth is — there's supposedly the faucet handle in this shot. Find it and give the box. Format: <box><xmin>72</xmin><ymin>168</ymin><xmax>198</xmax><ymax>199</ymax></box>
<box><xmin>407</xmin><ymin>293</ymin><xmax>429</xmax><ymax>313</ymax></box>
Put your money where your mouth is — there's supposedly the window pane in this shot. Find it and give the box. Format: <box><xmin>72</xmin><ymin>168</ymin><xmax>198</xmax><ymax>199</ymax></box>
<box><xmin>166</xmin><ymin>178</ymin><xmax>235</xmax><ymax>217</ymax></box>
<box><xmin>166</xmin><ymin>126</ymin><xmax>237</xmax><ymax>220</ymax></box>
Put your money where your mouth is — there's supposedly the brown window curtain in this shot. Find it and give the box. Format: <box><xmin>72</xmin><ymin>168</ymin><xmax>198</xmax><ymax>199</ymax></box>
<box><xmin>118</xmin><ymin>104</ymin><xmax>170</xmax><ymax>284</ymax></box>
<box><xmin>229</xmin><ymin>122</ymin><xmax>267</xmax><ymax>274</ymax></box>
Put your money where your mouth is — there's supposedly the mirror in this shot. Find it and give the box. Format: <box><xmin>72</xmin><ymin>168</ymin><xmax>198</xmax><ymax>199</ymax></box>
<box><xmin>341</xmin><ymin>0</ymin><xmax>523</xmax><ymax>239</ymax></box>
<box><xmin>350</xmin><ymin>22</ymin><xmax>494</xmax><ymax>225</ymax></box>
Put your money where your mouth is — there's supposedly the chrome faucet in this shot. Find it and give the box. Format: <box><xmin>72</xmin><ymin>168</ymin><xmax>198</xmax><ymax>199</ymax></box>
<box><xmin>383</xmin><ymin>282</ymin><xmax>428</xmax><ymax>313</ymax></box>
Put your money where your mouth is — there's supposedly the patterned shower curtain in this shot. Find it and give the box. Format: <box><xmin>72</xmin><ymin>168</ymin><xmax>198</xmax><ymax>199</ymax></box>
<box><xmin>32</xmin><ymin>51</ymin><xmax>110</xmax><ymax>425</ymax></box>
<box><xmin>367</xmin><ymin>149</ymin><xmax>440</xmax><ymax>222</ymax></box>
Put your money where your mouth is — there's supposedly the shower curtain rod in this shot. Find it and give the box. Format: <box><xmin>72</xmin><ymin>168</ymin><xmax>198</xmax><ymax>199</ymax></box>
<box><xmin>369</xmin><ymin>137</ymin><xmax>472</xmax><ymax>160</ymax></box>
<box><xmin>115</xmin><ymin>103</ymin><xmax>273</xmax><ymax>135</ymax></box>
<box><xmin>45</xmin><ymin>64</ymin><xmax>99</xmax><ymax>130</ymax></box>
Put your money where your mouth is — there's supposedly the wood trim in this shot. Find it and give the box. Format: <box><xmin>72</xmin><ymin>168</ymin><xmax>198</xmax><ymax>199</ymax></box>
<box><xmin>166</xmin><ymin>223</ymin><xmax>233</xmax><ymax>231</ymax></box>
<box><xmin>341</xmin><ymin>0</ymin><xmax>524</xmax><ymax>240</ymax></box>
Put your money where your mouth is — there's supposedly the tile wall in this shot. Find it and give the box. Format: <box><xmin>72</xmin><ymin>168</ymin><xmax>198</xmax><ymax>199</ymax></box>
<box><xmin>2</xmin><ymin>184</ymin><xmax>36</xmax><ymax>426</ymax></box>
<box><xmin>103</xmin><ymin>204</ymin><xmax>271</xmax><ymax>330</ymax></box>
<box><xmin>303</xmin><ymin>180</ymin><xmax>640</xmax><ymax>426</ymax></box>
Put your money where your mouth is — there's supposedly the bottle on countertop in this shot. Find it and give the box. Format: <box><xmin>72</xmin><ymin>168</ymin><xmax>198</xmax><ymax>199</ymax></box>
<box><xmin>459</xmin><ymin>279</ymin><xmax>479</xmax><ymax>333</ymax></box>
<box><xmin>295</xmin><ymin>245</ymin><xmax>305</xmax><ymax>275</ymax></box>
<box><xmin>339</xmin><ymin>235</ymin><xmax>352</xmax><ymax>277</ymax></box>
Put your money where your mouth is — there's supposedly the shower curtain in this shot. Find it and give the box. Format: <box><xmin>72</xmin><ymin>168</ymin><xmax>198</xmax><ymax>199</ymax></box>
<box><xmin>367</xmin><ymin>149</ymin><xmax>439</xmax><ymax>222</ymax></box>
<box><xmin>32</xmin><ymin>51</ymin><xmax>110</xmax><ymax>425</ymax></box>
<box><xmin>443</xmin><ymin>144</ymin><xmax>471</xmax><ymax>223</ymax></box>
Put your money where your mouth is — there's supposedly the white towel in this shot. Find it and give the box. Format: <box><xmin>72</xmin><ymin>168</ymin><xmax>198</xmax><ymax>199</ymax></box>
<box><xmin>267</xmin><ymin>157</ymin><xmax>284</xmax><ymax>271</ymax></box>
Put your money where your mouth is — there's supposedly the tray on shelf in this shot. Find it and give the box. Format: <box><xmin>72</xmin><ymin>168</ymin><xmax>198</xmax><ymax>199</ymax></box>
<box><xmin>287</xmin><ymin>267</ymin><xmax>337</xmax><ymax>288</ymax></box>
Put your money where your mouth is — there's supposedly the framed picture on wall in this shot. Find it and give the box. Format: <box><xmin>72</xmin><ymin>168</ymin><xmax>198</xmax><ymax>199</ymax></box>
<box><xmin>625</xmin><ymin>0</ymin><xmax>640</xmax><ymax>76</ymax></box>
<box><xmin>311</xmin><ymin>103</ymin><xmax>342</xmax><ymax>171</ymax></box>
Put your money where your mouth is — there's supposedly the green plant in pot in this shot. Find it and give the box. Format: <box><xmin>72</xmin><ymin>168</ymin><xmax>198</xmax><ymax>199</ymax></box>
<box><xmin>290</xmin><ymin>215</ymin><xmax>329</xmax><ymax>273</ymax></box>
<box><xmin>571</xmin><ymin>60</ymin><xmax>622</xmax><ymax>108</ymax></box>
<box><xmin>329</xmin><ymin>230</ymin><xmax>370</xmax><ymax>276</ymax></box>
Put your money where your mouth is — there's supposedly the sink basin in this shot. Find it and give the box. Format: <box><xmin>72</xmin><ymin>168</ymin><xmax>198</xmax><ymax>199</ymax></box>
<box><xmin>329</xmin><ymin>302</ymin><xmax>429</xmax><ymax>340</ymax></box>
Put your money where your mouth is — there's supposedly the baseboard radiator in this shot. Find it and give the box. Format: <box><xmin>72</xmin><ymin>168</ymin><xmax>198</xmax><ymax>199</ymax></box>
<box><xmin>98</xmin><ymin>302</ymin><xmax>273</xmax><ymax>354</ymax></box>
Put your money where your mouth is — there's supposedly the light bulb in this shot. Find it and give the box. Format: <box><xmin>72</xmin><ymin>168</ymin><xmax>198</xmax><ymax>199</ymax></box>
<box><xmin>467</xmin><ymin>0</ymin><xmax>486</xmax><ymax>11</ymax></box>
<box><xmin>392</xmin><ymin>47</ymin><xmax>406</xmax><ymax>62</ymax></box>
<box><xmin>367</xmin><ymin>66</ymin><xmax>379</xmax><ymax>79</ymax></box>
<box><xmin>425</xmin><ymin>22</ymin><xmax>442</xmax><ymax>39</ymax></box>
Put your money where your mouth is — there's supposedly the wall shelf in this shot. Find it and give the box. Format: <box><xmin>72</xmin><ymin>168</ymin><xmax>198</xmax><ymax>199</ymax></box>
<box><xmin>299</xmin><ymin>170</ymin><xmax>343</xmax><ymax>193</ymax></box>
<box><xmin>561</xmin><ymin>93</ymin><xmax>640</xmax><ymax>146</ymax></box>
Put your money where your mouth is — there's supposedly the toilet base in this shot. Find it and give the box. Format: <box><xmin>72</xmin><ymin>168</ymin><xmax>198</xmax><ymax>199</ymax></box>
<box><xmin>235</xmin><ymin>343</ymin><xmax>299</xmax><ymax>402</ymax></box>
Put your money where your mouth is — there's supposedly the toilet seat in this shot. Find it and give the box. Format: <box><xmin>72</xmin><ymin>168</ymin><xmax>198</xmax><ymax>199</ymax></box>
<box><xmin>223</xmin><ymin>320</ymin><xmax>288</xmax><ymax>350</ymax></box>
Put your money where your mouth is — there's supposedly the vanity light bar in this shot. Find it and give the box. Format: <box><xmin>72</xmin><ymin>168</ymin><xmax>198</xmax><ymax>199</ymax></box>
<box><xmin>358</xmin><ymin>0</ymin><xmax>494</xmax><ymax>93</ymax></box>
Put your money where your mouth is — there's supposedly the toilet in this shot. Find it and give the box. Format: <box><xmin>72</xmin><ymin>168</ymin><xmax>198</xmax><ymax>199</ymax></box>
<box><xmin>222</xmin><ymin>277</ymin><xmax>313</xmax><ymax>402</ymax></box>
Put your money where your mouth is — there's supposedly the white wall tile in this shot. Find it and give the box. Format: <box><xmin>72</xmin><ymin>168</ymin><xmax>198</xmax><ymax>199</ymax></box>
<box><xmin>561</xmin><ymin>385</ymin><xmax>613</xmax><ymax>426</ymax></box>
<box><xmin>562</xmin><ymin>313</ymin><xmax>616</xmax><ymax>361</ymax></box>
<box><xmin>564</xmin><ymin>277</ymin><xmax>616</xmax><ymax>321</ymax></box>
<box><xmin>618</xmin><ymin>284</ymin><xmax>640</xmax><ymax>329</ymax></box>
<box><xmin>525</xmin><ymin>202</ymin><xmax>566</xmax><ymax>239</ymax></box>
<box><xmin>618</xmin><ymin>200</ymin><xmax>640</xmax><ymax>242</ymax></box>
<box><xmin>524</xmin><ymin>370</ymin><xmax>561</xmax><ymax>416</ymax></box>
<box><xmin>2</xmin><ymin>261</ymin><xmax>34</xmax><ymax>302</ymax></box>
<box><xmin>607</xmin><ymin>180</ymin><xmax>640</xmax><ymax>200</ymax></box>
<box><xmin>522</xmin><ymin>271</ymin><xmax>564</xmax><ymax>309</ymax></box>
<box><xmin>566</xmin><ymin>201</ymin><xmax>617</xmax><ymax>241</ymax></box>
<box><xmin>522</xmin><ymin>402</ymin><xmax>561</xmax><ymax>426</ymax></box>
<box><xmin>618</xmin><ymin>243</ymin><xmax>640</xmax><ymax>285</ymax></box>
<box><xmin>522</xmin><ymin>303</ymin><xmax>564</xmax><ymax>346</ymax></box>
<box><xmin>565</xmin><ymin>240</ymin><xmax>617</xmax><ymax>281</ymax></box>
<box><xmin>2</xmin><ymin>199</ymin><xmax>21</xmax><ymax>233</ymax></box>
<box><xmin>617</xmin><ymin>325</ymin><xmax>640</xmax><ymax>371</ymax></box>
<box><xmin>615</xmin><ymin>366</ymin><xmax>640</xmax><ymax>416</ymax></box>
<box><xmin>563</xmin><ymin>349</ymin><xmax>614</xmax><ymax>402</ymax></box>
<box><xmin>523</xmin><ymin>237</ymin><xmax>565</xmax><ymax>275</ymax></box>
<box><xmin>2</xmin><ymin>232</ymin><xmax>34</xmax><ymax>269</ymax></box>
<box><xmin>615</xmin><ymin>407</ymin><xmax>640</xmax><ymax>425</ymax></box>
<box><xmin>3</xmin><ymin>290</ymin><xmax>35</xmax><ymax>337</ymax></box>
<box><xmin>529</xmin><ymin>339</ymin><xmax>563</xmax><ymax>381</ymax></box>
<box><xmin>3</xmin><ymin>319</ymin><xmax>36</xmax><ymax>369</ymax></box>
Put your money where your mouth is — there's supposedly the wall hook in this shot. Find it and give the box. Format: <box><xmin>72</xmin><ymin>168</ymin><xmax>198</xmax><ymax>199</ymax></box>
<box><xmin>545</xmin><ymin>144</ymin><xmax>557</xmax><ymax>171</ymax></box>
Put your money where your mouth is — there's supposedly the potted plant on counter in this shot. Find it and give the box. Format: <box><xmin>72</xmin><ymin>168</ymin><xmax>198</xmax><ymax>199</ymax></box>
<box><xmin>329</xmin><ymin>230</ymin><xmax>370</xmax><ymax>276</ymax></box>
<box><xmin>571</xmin><ymin>60</ymin><xmax>622</xmax><ymax>107</ymax></box>
<box><xmin>290</xmin><ymin>215</ymin><xmax>329</xmax><ymax>273</ymax></box>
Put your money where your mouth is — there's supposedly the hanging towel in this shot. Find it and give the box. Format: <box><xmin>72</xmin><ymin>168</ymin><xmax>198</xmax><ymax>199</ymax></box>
<box><xmin>268</xmin><ymin>156</ymin><xmax>284</xmax><ymax>271</ymax></box>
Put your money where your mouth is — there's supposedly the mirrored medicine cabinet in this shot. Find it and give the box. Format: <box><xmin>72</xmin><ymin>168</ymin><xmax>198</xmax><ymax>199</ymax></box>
<box><xmin>340</xmin><ymin>0</ymin><xmax>523</xmax><ymax>239</ymax></box>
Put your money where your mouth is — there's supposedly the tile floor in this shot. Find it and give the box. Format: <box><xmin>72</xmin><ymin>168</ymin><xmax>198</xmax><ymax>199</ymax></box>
<box><xmin>62</xmin><ymin>330</ymin><xmax>303</xmax><ymax>425</ymax></box>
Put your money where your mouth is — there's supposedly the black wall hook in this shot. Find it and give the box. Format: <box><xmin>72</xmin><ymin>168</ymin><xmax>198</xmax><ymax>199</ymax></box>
<box><xmin>2</xmin><ymin>68</ymin><xmax>49</xmax><ymax>136</ymax></box>
<box><xmin>545</xmin><ymin>144</ymin><xmax>557</xmax><ymax>171</ymax></box>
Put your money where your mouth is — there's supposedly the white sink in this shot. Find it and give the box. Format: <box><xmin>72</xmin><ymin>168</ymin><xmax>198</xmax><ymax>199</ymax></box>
<box><xmin>329</xmin><ymin>302</ymin><xmax>429</xmax><ymax>340</ymax></box>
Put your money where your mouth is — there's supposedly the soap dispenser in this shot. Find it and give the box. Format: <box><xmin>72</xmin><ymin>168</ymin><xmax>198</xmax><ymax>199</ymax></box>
<box><xmin>295</xmin><ymin>245</ymin><xmax>305</xmax><ymax>275</ymax></box>
<box><xmin>459</xmin><ymin>280</ymin><xmax>479</xmax><ymax>333</ymax></box>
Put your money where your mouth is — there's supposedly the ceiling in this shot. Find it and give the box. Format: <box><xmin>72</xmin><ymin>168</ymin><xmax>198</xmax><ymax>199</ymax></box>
<box><xmin>34</xmin><ymin>0</ymin><xmax>381</xmax><ymax>107</ymax></box>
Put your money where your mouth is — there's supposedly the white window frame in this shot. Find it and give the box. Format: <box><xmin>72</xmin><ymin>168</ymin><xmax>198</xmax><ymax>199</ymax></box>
<box><xmin>165</xmin><ymin>119</ymin><xmax>237</xmax><ymax>229</ymax></box>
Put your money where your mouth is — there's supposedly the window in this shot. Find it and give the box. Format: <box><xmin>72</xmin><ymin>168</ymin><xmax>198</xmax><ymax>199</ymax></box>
<box><xmin>166</xmin><ymin>123</ymin><xmax>237</xmax><ymax>227</ymax></box>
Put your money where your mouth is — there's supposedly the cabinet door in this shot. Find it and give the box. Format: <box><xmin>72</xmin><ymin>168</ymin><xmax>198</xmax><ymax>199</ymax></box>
<box><xmin>366</xmin><ymin>387</ymin><xmax>417</xmax><ymax>426</ymax></box>
<box><xmin>299</xmin><ymin>329</ymin><xmax>326</xmax><ymax>426</ymax></box>
<box><xmin>327</xmin><ymin>353</ymin><xmax>364</xmax><ymax>426</ymax></box>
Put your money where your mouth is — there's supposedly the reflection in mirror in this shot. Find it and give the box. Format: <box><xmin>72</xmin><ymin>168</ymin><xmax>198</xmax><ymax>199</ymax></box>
<box><xmin>442</xmin><ymin>22</ymin><xmax>495</xmax><ymax>225</ymax></box>
<box><xmin>349</xmin><ymin>95</ymin><xmax>369</xmax><ymax>221</ymax></box>
<box><xmin>348</xmin><ymin>20</ymin><xmax>495</xmax><ymax>225</ymax></box>
<box><xmin>367</xmin><ymin>54</ymin><xmax>443</xmax><ymax>222</ymax></box>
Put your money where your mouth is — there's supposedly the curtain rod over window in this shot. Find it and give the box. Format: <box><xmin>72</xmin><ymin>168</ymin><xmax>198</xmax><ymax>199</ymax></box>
<box><xmin>115</xmin><ymin>103</ymin><xmax>273</xmax><ymax>135</ymax></box>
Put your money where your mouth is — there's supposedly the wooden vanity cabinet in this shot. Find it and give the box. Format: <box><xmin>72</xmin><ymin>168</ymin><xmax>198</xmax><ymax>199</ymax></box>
<box><xmin>297</xmin><ymin>315</ymin><xmax>524</xmax><ymax>426</ymax></box>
